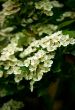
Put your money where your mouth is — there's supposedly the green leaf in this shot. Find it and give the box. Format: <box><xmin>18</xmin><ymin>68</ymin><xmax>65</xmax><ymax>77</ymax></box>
<box><xmin>62</xmin><ymin>30</ymin><xmax>75</xmax><ymax>38</ymax></box>
<box><xmin>58</xmin><ymin>20</ymin><xmax>75</xmax><ymax>29</ymax></box>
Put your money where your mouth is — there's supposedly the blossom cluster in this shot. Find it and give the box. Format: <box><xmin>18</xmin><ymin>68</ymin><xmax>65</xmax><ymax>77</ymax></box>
<box><xmin>35</xmin><ymin>0</ymin><xmax>63</xmax><ymax>16</ymax></box>
<box><xmin>0</xmin><ymin>31</ymin><xmax>75</xmax><ymax>91</ymax></box>
<box><xmin>0</xmin><ymin>0</ymin><xmax>20</xmax><ymax>27</ymax></box>
<box><xmin>0</xmin><ymin>99</ymin><xmax>24</xmax><ymax>110</ymax></box>
<box><xmin>57</xmin><ymin>11</ymin><xmax>75</xmax><ymax>21</ymax></box>
<box><xmin>0</xmin><ymin>42</ymin><xmax>23</xmax><ymax>61</ymax></box>
<box><xmin>30</xmin><ymin>24</ymin><xmax>58</xmax><ymax>36</ymax></box>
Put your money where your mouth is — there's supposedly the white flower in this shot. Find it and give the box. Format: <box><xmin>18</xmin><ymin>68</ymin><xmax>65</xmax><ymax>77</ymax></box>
<box><xmin>44</xmin><ymin>60</ymin><xmax>53</xmax><ymax>67</ymax></box>
<box><xmin>20</xmin><ymin>46</ymin><xmax>36</xmax><ymax>58</ymax></box>
<box><xmin>35</xmin><ymin>50</ymin><xmax>45</xmax><ymax>59</ymax></box>
<box><xmin>14</xmin><ymin>74</ymin><xmax>23</xmax><ymax>83</ymax></box>
<box><xmin>0</xmin><ymin>42</ymin><xmax>23</xmax><ymax>61</ymax></box>
<box><xmin>57</xmin><ymin>11</ymin><xmax>75</xmax><ymax>21</ymax></box>
<box><xmin>30</xmin><ymin>57</ymin><xmax>39</xmax><ymax>66</ymax></box>
<box><xmin>32</xmin><ymin>72</ymin><xmax>43</xmax><ymax>81</ymax></box>
<box><xmin>24</xmin><ymin>58</ymin><xmax>30</xmax><ymax>67</ymax></box>
<box><xmin>16</xmin><ymin>60</ymin><xmax>24</xmax><ymax>67</ymax></box>
<box><xmin>70</xmin><ymin>38</ymin><xmax>75</xmax><ymax>45</ymax></box>
<box><xmin>4</xmin><ymin>65</ymin><xmax>10</xmax><ymax>70</ymax></box>
<box><xmin>29</xmin><ymin>65</ymin><xmax>36</xmax><ymax>72</ymax></box>
<box><xmin>30</xmin><ymin>81</ymin><xmax>35</xmax><ymax>92</ymax></box>
<box><xmin>7</xmin><ymin>68</ymin><xmax>13</xmax><ymax>75</ymax></box>
<box><xmin>0</xmin><ymin>31</ymin><xmax>75</xmax><ymax>91</ymax></box>
<box><xmin>13</xmin><ymin>66</ymin><xmax>21</xmax><ymax>75</ymax></box>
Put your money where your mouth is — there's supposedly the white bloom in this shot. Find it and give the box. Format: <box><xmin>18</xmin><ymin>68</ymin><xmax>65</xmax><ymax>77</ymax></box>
<box><xmin>57</xmin><ymin>11</ymin><xmax>75</xmax><ymax>21</ymax></box>
<box><xmin>0</xmin><ymin>42</ymin><xmax>23</xmax><ymax>61</ymax></box>
<box><xmin>70</xmin><ymin>38</ymin><xmax>75</xmax><ymax>45</ymax></box>
<box><xmin>13</xmin><ymin>66</ymin><xmax>21</xmax><ymax>75</ymax></box>
<box><xmin>32</xmin><ymin>72</ymin><xmax>43</xmax><ymax>81</ymax></box>
<box><xmin>20</xmin><ymin>46</ymin><xmax>36</xmax><ymax>58</ymax></box>
<box><xmin>35</xmin><ymin>50</ymin><xmax>45</xmax><ymax>59</ymax></box>
<box><xmin>7</xmin><ymin>68</ymin><xmax>13</xmax><ymax>75</ymax></box>
<box><xmin>0</xmin><ymin>99</ymin><xmax>24</xmax><ymax>110</ymax></box>
<box><xmin>4</xmin><ymin>65</ymin><xmax>10</xmax><ymax>70</ymax></box>
<box><xmin>7</xmin><ymin>66</ymin><xmax>21</xmax><ymax>75</ymax></box>
<box><xmin>14</xmin><ymin>74</ymin><xmax>23</xmax><ymax>83</ymax></box>
<box><xmin>35</xmin><ymin>0</ymin><xmax>53</xmax><ymax>16</ymax></box>
<box><xmin>24</xmin><ymin>58</ymin><xmax>30</xmax><ymax>67</ymax></box>
<box><xmin>0</xmin><ymin>31</ymin><xmax>75</xmax><ymax>91</ymax></box>
<box><xmin>44</xmin><ymin>60</ymin><xmax>53</xmax><ymax>67</ymax></box>
<box><xmin>30</xmin><ymin>57</ymin><xmax>39</xmax><ymax>66</ymax></box>
<box><xmin>30</xmin><ymin>81</ymin><xmax>35</xmax><ymax>92</ymax></box>
<box><xmin>29</xmin><ymin>65</ymin><xmax>36</xmax><ymax>72</ymax></box>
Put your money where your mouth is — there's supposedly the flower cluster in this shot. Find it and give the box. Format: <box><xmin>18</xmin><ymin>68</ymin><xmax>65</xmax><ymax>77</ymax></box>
<box><xmin>20</xmin><ymin>31</ymin><xmax>75</xmax><ymax>58</ymax></box>
<box><xmin>57</xmin><ymin>11</ymin><xmax>75</xmax><ymax>21</ymax></box>
<box><xmin>0</xmin><ymin>99</ymin><xmax>24</xmax><ymax>110</ymax></box>
<box><xmin>30</xmin><ymin>24</ymin><xmax>58</xmax><ymax>36</ymax></box>
<box><xmin>0</xmin><ymin>42</ymin><xmax>23</xmax><ymax>61</ymax></box>
<box><xmin>0</xmin><ymin>0</ymin><xmax>20</xmax><ymax>27</ymax></box>
<box><xmin>35</xmin><ymin>0</ymin><xmax>53</xmax><ymax>16</ymax></box>
<box><xmin>2</xmin><ymin>0</ymin><xmax>20</xmax><ymax>16</ymax></box>
<box><xmin>35</xmin><ymin>0</ymin><xmax>63</xmax><ymax>16</ymax></box>
<box><xmin>0</xmin><ymin>31</ymin><xmax>75</xmax><ymax>91</ymax></box>
<box><xmin>0</xmin><ymin>27</ymin><xmax>14</xmax><ymax>37</ymax></box>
